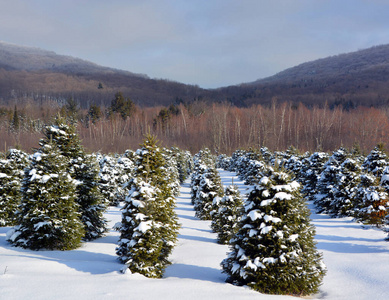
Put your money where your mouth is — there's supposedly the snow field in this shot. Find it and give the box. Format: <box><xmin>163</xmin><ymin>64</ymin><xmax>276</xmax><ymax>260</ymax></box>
<box><xmin>1</xmin><ymin>169</ymin><xmax>389</xmax><ymax>299</ymax></box>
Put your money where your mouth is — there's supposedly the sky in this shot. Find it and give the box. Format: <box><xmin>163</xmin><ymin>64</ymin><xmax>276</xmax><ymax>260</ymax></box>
<box><xmin>1</xmin><ymin>0</ymin><xmax>389</xmax><ymax>88</ymax></box>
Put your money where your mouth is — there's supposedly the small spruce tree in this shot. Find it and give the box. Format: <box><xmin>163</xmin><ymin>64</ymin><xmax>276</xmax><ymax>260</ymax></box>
<box><xmin>116</xmin><ymin>177</ymin><xmax>164</xmax><ymax>277</ymax></box>
<box><xmin>0</xmin><ymin>149</ymin><xmax>29</xmax><ymax>226</ymax></box>
<box><xmin>40</xmin><ymin>117</ymin><xmax>108</xmax><ymax>240</ymax></box>
<box><xmin>71</xmin><ymin>155</ymin><xmax>108</xmax><ymax>241</ymax></box>
<box><xmin>7</xmin><ymin>143</ymin><xmax>84</xmax><ymax>250</ymax></box>
<box><xmin>362</xmin><ymin>144</ymin><xmax>388</xmax><ymax>177</ymax></box>
<box><xmin>117</xmin><ymin>135</ymin><xmax>179</xmax><ymax>277</ymax></box>
<box><xmin>194</xmin><ymin>165</ymin><xmax>224</xmax><ymax>220</ymax></box>
<box><xmin>211</xmin><ymin>184</ymin><xmax>243</xmax><ymax>244</ymax></box>
<box><xmin>314</xmin><ymin>147</ymin><xmax>348</xmax><ymax>214</ymax></box>
<box><xmin>222</xmin><ymin>167</ymin><xmax>326</xmax><ymax>296</ymax></box>
<box><xmin>329</xmin><ymin>158</ymin><xmax>362</xmax><ymax>217</ymax></box>
<box><xmin>354</xmin><ymin>173</ymin><xmax>389</xmax><ymax>227</ymax></box>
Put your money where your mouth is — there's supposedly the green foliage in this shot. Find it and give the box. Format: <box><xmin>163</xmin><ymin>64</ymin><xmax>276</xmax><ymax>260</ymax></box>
<box><xmin>40</xmin><ymin>116</ymin><xmax>84</xmax><ymax>160</ymax></box>
<box><xmin>109</xmin><ymin>92</ymin><xmax>136</xmax><ymax>120</ymax></box>
<box><xmin>329</xmin><ymin>158</ymin><xmax>361</xmax><ymax>217</ymax></box>
<box><xmin>211</xmin><ymin>184</ymin><xmax>243</xmax><ymax>244</ymax></box>
<box><xmin>0</xmin><ymin>149</ymin><xmax>29</xmax><ymax>226</ymax></box>
<box><xmin>222</xmin><ymin>167</ymin><xmax>326</xmax><ymax>296</ymax></box>
<box><xmin>314</xmin><ymin>147</ymin><xmax>349</xmax><ymax>214</ymax></box>
<box><xmin>99</xmin><ymin>154</ymin><xmax>122</xmax><ymax>206</ymax></box>
<box><xmin>354</xmin><ymin>173</ymin><xmax>389</xmax><ymax>227</ymax></box>
<box><xmin>117</xmin><ymin>135</ymin><xmax>180</xmax><ymax>277</ymax></box>
<box><xmin>299</xmin><ymin>152</ymin><xmax>329</xmax><ymax>201</ymax></box>
<box><xmin>11</xmin><ymin>105</ymin><xmax>20</xmax><ymax>132</ymax></box>
<box><xmin>362</xmin><ymin>144</ymin><xmax>389</xmax><ymax>177</ymax></box>
<box><xmin>170</xmin><ymin>147</ymin><xmax>193</xmax><ymax>184</ymax></box>
<box><xmin>40</xmin><ymin>116</ymin><xmax>108</xmax><ymax>240</ymax></box>
<box><xmin>116</xmin><ymin>178</ymin><xmax>165</xmax><ymax>277</ymax></box>
<box><xmin>72</xmin><ymin>155</ymin><xmax>108</xmax><ymax>241</ymax></box>
<box><xmin>193</xmin><ymin>165</ymin><xmax>224</xmax><ymax>220</ymax></box>
<box><xmin>88</xmin><ymin>104</ymin><xmax>102</xmax><ymax>124</ymax></box>
<box><xmin>7</xmin><ymin>143</ymin><xmax>84</xmax><ymax>250</ymax></box>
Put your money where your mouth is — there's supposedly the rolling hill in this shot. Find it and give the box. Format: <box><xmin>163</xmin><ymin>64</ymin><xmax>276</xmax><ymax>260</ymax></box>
<box><xmin>0</xmin><ymin>41</ymin><xmax>205</xmax><ymax>108</ymax></box>
<box><xmin>2</xmin><ymin>41</ymin><xmax>389</xmax><ymax>108</ymax></box>
<box><xmin>214</xmin><ymin>44</ymin><xmax>389</xmax><ymax>108</ymax></box>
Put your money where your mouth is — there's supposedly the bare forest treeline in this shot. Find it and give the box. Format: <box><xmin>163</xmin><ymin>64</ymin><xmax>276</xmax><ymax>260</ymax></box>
<box><xmin>1</xmin><ymin>98</ymin><xmax>389</xmax><ymax>155</ymax></box>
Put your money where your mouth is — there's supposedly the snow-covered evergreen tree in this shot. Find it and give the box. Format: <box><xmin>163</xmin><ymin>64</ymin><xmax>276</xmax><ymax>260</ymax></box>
<box><xmin>222</xmin><ymin>167</ymin><xmax>326</xmax><ymax>296</ymax></box>
<box><xmin>71</xmin><ymin>155</ymin><xmax>108</xmax><ymax>241</ymax></box>
<box><xmin>362</xmin><ymin>144</ymin><xmax>389</xmax><ymax>177</ymax></box>
<box><xmin>40</xmin><ymin>118</ymin><xmax>84</xmax><ymax>159</ymax></box>
<box><xmin>119</xmin><ymin>135</ymin><xmax>179</xmax><ymax>276</ymax></box>
<box><xmin>211</xmin><ymin>184</ymin><xmax>243</xmax><ymax>244</ymax></box>
<box><xmin>0</xmin><ymin>149</ymin><xmax>29</xmax><ymax>226</ymax></box>
<box><xmin>314</xmin><ymin>147</ymin><xmax>349</xmax><ymax>214</ymax></box>
<box><xmin>40</xmin><ymin>118</ymin><xmax>108</xmax><ymax>240</ymax></box>
<box><xmin>116</xmin><ymin>178</ymin><xmax>164</xmax><ymax>277</ymax></box>
<box><xmin>191</xmin><ymin>148</ymin><xmax>215</xmax><ymax>205</ymax></box>
<box><xmin>260</xmin><ymin>146</ymin><xmax>272</xmax><ymax>164</ymax></box>
<box><xmin>190</xmin><ymin>164</ymin><xmax>207</xmax><ymax>205</ymax></box>
<box><xmin>228</xmin><ymin>149</ymin><xmax>246</xmax><ymax>172</ymax></box>
<box><xmin>99</xmin><ymin>154</ymin><xmax>122</xmax><ymax>206</ymax></box>
<box><xmin>353</xmin><ymin>173</ymin><xmax>389</xmax><ymax>227</ymax></box>
<box><xmin>299</xmin><ymin>152</ymin><xmax>329</xmax><ymax>201</ymax></box>
<box><xmin>236</xmin><ymin>150</ymin><xmax>261</xmax><ymax>181</ymax></box>
<box><xmin>171</xmin><ymin>147</ymin><xmax>193</xmax><ymax>184</ymax></box>
<box><xmin>329</xmin><ymin>158</ymin><xmax>362</xmax><ymax>217</ymax></box>
<box><xmin>194</xmin><ymin>165</ymin><xmax>224</xmax><ymax>220</ymax></box>
<box><xmin>216</xmin><ymin>154</ymin><xmax>231</xmax><ymax>171</ymax></box>
<box><xmin>163</xmin><ymin>148</ymin><xmax>181</xmax><ymax>197</ymax></box>
<box><xmin>115</xmin><ymin>155</ymin><xmax>135</xmax><ymax>203</ymax></box>
<box><xmin>243</xmin><ymin>159</ymin><xmax>266</xmax><ymax>185</ymax></box>
<box><xmin>7</xmin><ymin>143</ymin><xmax>84</xmax><ymax>250</ymax></box>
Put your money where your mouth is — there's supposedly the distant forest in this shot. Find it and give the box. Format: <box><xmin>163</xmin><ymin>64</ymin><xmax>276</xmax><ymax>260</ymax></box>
<box><xmin>1</xmin><ymin>92</ymin><xmax>388</xmax><ymax>155</ymax></box>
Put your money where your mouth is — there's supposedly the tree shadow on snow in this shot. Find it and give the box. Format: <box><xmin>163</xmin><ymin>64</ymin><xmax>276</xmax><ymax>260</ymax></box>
<box><xmin>316</xmin><ymin>240</ymin><xmax>388</xmax><ymax>254</ymax></box>
<box><xmin>176</xmin><ymin>201</ymin><xmax>193</xmax><ymax>206</ymax></box>
<box><xmin>175</xmin><ymin>206</ymin><xmax>195</xmax><ymax>212</ymax></box>
<box><xmin>182</xmin><ymin>226</ymin><xmax>213</xmax><ymax>234</ymax></box>
<box><xmin>177</xmin><ymin>214</ymin><xmax>198</xmax><ymax>221</ymax></box>
<box><xmin>1</xmin><ymin>234</ymin><xmax>122</xmax><ymax>275</ymax></box>
<box><xmin>164</xmin><ymin>263</ymin><xmax>226</xmax><ymax>283</ymax></box>
<box><xmin>178</xmin><ymin>234</ymin><xmax>216</xmax><ymax>243</ymax></box>
<box><xmin>315</xmin><ymin>234</ymin><xmax>384</xmax><ymax>244</ymax></box>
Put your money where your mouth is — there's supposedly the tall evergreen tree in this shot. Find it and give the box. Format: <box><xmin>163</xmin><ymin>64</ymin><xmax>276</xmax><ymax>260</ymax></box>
<box><xmin>7</xmin><ymin>143</ymin><xmax>84</xmax><ymax>250</ymax></box>
<box><xmin>40</xmin><ymin>117</ymin><xmax>107</xmax><ymax>240</ymax></box>
<box><xmin>117</xmin><ymin>135</ymin><xmax>179</xmax><ymax>276</ymax></box>
<box><xmin>222</xmin><ymin>167</ymin><xmax>326</xmax><ymax>296</ymax></box>
<box><xmin>71</xmin><ymin>155</ymin><xmax>108</xmax><ymax>241</ymax></box>
<box><xmin>116</xmin><ymin>177</ymin><xmax>164</xmax><ymax>277</ymax></box>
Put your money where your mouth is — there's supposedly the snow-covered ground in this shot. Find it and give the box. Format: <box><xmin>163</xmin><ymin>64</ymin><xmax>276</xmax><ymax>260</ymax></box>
<box><xmin>1</xmin><ymin>170</ymin><xmax>389</xmax><ymax>300</ymax></box>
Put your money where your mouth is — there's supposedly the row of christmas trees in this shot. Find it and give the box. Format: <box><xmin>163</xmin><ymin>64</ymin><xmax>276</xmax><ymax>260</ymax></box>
<box><xmin>217</xmin><ymin>144</ymin><xmax>389</xmax><ymax>236</ymax></box>
<box><xmin>190</xmin><ymin>148</ymin><xmax>326</xmax><ymax>296</ymax></box>
<box><xmin>0</xmin><ymin>117</ymin><xmax>192</xmax><ymax>277</ymax></box>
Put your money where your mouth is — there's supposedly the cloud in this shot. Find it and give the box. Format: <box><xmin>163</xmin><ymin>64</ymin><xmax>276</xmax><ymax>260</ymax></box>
<box><xmin>1</xmin><ymin>0</ymin><xmax>389</xmax><ymax>88</ymax></box>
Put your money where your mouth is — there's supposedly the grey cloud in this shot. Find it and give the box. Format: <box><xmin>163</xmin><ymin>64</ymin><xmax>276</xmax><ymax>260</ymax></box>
<box><xmin>0</xmin><ymin>0</ymin><xmax>389</xmax><ymax>88</ymax></box>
